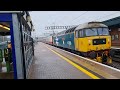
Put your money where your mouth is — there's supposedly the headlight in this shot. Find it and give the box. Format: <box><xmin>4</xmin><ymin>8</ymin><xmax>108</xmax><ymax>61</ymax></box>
<box><xmin>108</xmin><ymin>37</ymin><xmax>111</xmax><ymax>41</ymax></box>
<box><xmin>88</xmin><ymin>40</ymin><xmax>91</xmax><ymax>43</ymax></box>
<box><xmin>94</xmin><ymin>41</ymin><xmax>96</xmax><ymax>43</ymax></box>
<box><xmin>96</xmin><ymin>47</ymin><xmax>98</xmax><ymax>50</ymax></box>
<box><xmin>88</xmin><ymin>40</ymin><xmax>91</xmax><ymax>45</ymax></box>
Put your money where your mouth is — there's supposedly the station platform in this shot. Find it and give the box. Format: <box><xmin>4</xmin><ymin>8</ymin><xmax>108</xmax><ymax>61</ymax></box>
<box><xmin>28</xmin><ymin>42</ymin><xmax>100</xmax><ymax>79</ymax></box>
<box><xmin>111</xmin><ymin>46</ymin><xmax>120</xmax><ymax>50</ymax></box>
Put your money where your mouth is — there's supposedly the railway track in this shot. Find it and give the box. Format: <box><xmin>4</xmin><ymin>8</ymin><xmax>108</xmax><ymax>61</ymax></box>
<box><xmin>112</xmin><ymin>56</ymin><xmax>120</xmax><ymax>69</ymax></box>
<box><xmin>111</xmin><ymin>49</ymin><xmax>120</xmax><ymax>69</ymax></box>
<box><xmin>112</xmin><ymin>56</ymin><xmax>120</xmax><ymax>62</ymax></box>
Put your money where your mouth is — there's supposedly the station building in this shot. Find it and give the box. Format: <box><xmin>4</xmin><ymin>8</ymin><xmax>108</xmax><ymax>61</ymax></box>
<box><xmin>103</xmin><ymin>16</ymin><xmax>120</xmax><ymax>47</ymax></box>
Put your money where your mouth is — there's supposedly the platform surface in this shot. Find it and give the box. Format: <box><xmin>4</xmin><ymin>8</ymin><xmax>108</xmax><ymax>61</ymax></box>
<box><xmin>28</xmin><ymin>42</ymin><xmax>92</xmax><ymax>79</ymax></box>
<box><xmin>111</xmin><ymin>46</ymin><xmax>120</xmax><ymax>50</ymax></box>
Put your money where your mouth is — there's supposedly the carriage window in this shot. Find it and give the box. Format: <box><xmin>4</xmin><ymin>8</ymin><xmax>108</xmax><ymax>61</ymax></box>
<box><xmin>75</xmin><ymin>31</ymin><xmax>78</xmax><ymax>38</ymax></box>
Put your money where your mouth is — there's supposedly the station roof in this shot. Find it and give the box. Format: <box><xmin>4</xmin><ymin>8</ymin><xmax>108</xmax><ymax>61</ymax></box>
<box><xmin>102</xmin><ymin>16</ymin><xmax>120</xmax><ymax>28</ymax></box>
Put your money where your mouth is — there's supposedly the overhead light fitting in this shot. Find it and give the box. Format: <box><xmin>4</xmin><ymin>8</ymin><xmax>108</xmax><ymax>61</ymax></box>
<box><xmin>0</xmin><ymin>24</ymin><xmax>10</xmax><ymax>30</ymax></box>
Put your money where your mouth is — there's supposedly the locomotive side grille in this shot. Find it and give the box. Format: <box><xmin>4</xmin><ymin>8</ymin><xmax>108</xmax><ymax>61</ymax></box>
<box><xmin>92</xmin><ymin>38</ymin><xmax>106</xmax><ymax>45</ymax></box>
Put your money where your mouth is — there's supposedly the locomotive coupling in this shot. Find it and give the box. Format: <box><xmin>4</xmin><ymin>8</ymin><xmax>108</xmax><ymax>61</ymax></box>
<box><xmin>95</xmin><ymin>51</ymin><xmax>112</xmax><ymax>65</ymax></box>
<box><xmin>101</xmin><ymin>52</ymin><xmax>112</xmax><ymax>65</ymax></box>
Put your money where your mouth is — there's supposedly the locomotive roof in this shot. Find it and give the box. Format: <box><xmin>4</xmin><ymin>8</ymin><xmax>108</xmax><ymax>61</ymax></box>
<box><xmin>56</xmin><ymin>26</ymin><xmax>78</xmax><ymax>36</ymax></box>
<box><xmin>75</xmin><ymin>21</ymin><xmax>108</xmax><ymax>30</ymax></box>
<box><xmin>55</xmin><ymin>22</ymin><xmax>107</xmax><ymax>36</ymax></box>
<box><xmin>65</xmin><ymin>26</ymin><xmax>78</xmax><ymax>33</ymax></box>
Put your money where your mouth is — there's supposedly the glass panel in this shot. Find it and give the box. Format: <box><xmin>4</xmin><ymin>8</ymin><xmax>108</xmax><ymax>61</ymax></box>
<box><xmin>85</xmin><ymin>28</ymin><xmax>98</xmax><ymax>36</ymax></box>
<box><xmin>75</xmin><ymin>31</ymin><xmax>78</xmax><ymax>38</ymax></box>
<box><xmin>0</xmin><ymin>22</ymin><xmax>14</xmax><ymax>79</ymax></box>
<box><xmin>85</xmin><ymin>28</ymin><xmax>109</xmax><ymax>37</ymax></box>
<box><xmin>98</xmin><ymin>28</ymin><xmax>109</xmax><ymax>35</ymax></box>
<box><xmin>79</xmin><ymin>30</ymin><xmax>84</xmax><ymax>37</ymax></box>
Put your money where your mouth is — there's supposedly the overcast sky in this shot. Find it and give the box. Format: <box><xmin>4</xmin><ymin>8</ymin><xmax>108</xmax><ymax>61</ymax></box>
<box><xmin>30</xmin><ymin>11</ymin><xmax>120</xmax><ymax>37</ymax></box>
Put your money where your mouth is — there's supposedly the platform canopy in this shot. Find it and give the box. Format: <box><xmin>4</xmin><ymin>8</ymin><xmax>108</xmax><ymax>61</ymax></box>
<box><xmin>103</xmin><ymin>16</ymin><xmax>120</xmax><ymax>28</ymax></box>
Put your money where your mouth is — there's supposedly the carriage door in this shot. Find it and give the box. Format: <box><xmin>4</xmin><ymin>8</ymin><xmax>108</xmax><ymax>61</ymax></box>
<box><xmin>75</xmin><ymin>30</ymin><xmax>79</xmax><ymax>51</ymax></box>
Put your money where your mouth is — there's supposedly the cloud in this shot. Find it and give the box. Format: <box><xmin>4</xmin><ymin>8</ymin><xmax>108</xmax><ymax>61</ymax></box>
<box><xmin>30</xmin><ymin>11</ymin><xmax>120</xmax><ymax>37</ymax></box>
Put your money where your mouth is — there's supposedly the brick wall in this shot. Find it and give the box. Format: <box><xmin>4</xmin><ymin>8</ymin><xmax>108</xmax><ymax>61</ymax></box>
<box><xmin>109</xmin><ymin>28</ymin><xmax>120</xmax><ymax>46</ymax></box>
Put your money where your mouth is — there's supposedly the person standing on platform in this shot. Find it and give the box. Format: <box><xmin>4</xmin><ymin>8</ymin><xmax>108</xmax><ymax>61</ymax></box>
<box><xmin>7</xmin><ymin>42</ymin><xmax>13</xmax><ymax>71</ymax></box>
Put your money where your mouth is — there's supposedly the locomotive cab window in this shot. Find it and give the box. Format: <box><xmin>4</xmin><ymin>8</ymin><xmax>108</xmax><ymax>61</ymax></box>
<box><xmin>85</xmin><ymin>28</ymin><xmax>109</xmax><ymax>37</ymax></box>
<box><xmin>85</xmin><ymin>28</ymin><xmax>98</xmax><ymax>37</ymax></box>
<box><xmin>98</xmin><ymin>28</ymin><xmax>109</xmax><ymax>35</ymax></box>
<box><xmin>79</xmin><ymin>30</ymin><xmax>84</xmax><ymax>37</ymax></box>
<box><xmin>75</xmin><ymin>31</ymin><xmax>79</xmax><ymax>38</ymax></box>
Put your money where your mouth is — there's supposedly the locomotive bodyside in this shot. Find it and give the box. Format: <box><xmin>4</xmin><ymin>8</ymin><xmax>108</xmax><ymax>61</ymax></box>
<box><xmin>53</xmin><ymin>33</ymin><xmax>75</xmax><ymax>50</ymax></box>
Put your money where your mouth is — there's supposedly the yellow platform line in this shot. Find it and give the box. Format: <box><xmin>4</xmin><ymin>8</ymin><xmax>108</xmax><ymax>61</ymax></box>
<box><xmin>46</xmin><ymin>46</ymin><xmax>100</xmax><ymax>79</ymax></box>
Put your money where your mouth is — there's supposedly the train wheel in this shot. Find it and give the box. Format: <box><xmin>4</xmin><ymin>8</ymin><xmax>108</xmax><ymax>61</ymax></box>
<box><xmin>89</xmin><ymin>51</ymin><xmax>97</xmax><ymax>59</ymax></box>
<box><xmin>77</xmin><ymin>52</ymin><xmax>82</xmax><ymax>56</ymax></box>
<box><xmin>81</xmin><ymin>52</ymin><xmax>87</xmax><ymax>57</ymax></box>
